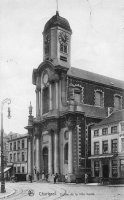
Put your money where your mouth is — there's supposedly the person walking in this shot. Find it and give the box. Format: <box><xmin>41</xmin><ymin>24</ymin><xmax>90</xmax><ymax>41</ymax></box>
<box><xmin>85</xmin><ymin>173</ymin><xmax>88</xmax><ymax>184</ymax></box>
<box><xmin>29</xmin><ymin>174</ymin><xmax>32</xmax><ymax>183</ymax></box>
<box><xmin>54</xmin><ymin>174</ymin><xmax>57</xmax><ymax>184</ymax></box>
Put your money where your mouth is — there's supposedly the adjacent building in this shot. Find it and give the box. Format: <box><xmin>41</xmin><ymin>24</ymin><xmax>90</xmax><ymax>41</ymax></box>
<box><xmin>25</xmin><ymin>11</ymin><xmax>124</xmax><ymax>182</ymax></box>
<box><xmin>90</xmin><ymin>109</ymin><xmax>124</xmax><ymax>183</ymax></box>
<box><xmin>7</xmin><ymin>134</ymin><xmax>28</xmax><ymax>181</ymax></box>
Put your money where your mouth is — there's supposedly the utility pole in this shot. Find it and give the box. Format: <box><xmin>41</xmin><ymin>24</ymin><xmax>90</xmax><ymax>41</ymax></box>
<box><xmin>1</xmin><ymin>98</ymin><xmax>11</xmax><ymax>193</ymax></box>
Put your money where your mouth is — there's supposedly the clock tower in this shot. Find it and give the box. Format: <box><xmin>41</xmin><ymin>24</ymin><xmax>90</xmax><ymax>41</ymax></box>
<box><xmin>43</xmin><ymin>11</ymin><xmax>72</xmax><ymax>69</ymax></box>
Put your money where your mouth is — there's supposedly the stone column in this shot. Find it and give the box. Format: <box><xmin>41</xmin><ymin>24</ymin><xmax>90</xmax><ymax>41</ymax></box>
<box><xmin>28</xmin><ymin>136</ymin><xmax>32</xmax><ymax>175</ymax></box>
<box><xmin>40</xmin><ymin>89</ymin><xmax>42</xmax><ymax>115</ymax></box>
<box><xmin>36</xmin><ymin>88</ymin><xmax>39</xmax><ymax>117</ymax></box>
<box><xmin>55</xmin><ymin>82</ymin><xmax>59</xmax><ymax>109</ymax></box>
<box><xmin>68</xmin><ymin>130</ymin><xmax>73</xmax><ymax>174</ymax></box>
<box><xmin>49</xmin><ymin>84</ymin><xmax>52</xmax><ymax>110</ymax></box>
<box><xmin>39</xmin><ymin>89</ymin><xmax>41</xmax><ymax>116</ymax></box>
<box><xmin>109</xmin><ymin>159</ymin><xmax>112</xmax><ymax>178</ymax></box>
<box><xmin>54</xmin><ymin>131</ymin><xmax>59</xmax><ymax>173</ymax></box>
<box><xmin>48</xmin><ymin>132</ymin><xmax>52</xmax><ymax>174</ymax></box>
<box><xmin>35</xmin><ymin>129</ymin><xmax>40</xmax><ymax>174</ymax></box>
<box><xmin>32</xmin><ymin>135</ymin><xmax>35</xmax><ymax>179</ymax></box>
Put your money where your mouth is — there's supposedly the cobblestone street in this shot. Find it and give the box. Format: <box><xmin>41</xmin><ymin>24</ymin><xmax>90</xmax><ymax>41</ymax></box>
<box><xmin>0</xmin><ymin>182</ymin><xmax>124</xmax><ymax>200</ymax></box>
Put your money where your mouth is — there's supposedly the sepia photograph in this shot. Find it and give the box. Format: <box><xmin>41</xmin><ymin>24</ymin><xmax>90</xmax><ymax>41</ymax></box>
<box><xmin>0</xmin><ymin>0</ymin><xmax>124</xmax><ymax>199</ymax></box>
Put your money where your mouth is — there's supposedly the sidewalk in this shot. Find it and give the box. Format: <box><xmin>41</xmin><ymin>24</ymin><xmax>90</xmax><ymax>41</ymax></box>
<box><xmin>0</xmin><ymin>187</ymin><xmax>15</xmax><ymax>199</ymax></box>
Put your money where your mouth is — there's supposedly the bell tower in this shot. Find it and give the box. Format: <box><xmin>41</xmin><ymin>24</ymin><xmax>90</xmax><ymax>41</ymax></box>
<box><xmin>43</xmin><ymin>11</ymin><xmax>72</xmax><ymax>68</ymax></box>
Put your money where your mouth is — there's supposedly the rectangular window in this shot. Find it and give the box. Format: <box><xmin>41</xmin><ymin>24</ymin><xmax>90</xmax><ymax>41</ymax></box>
<box><xmin>13</xmin><ymin>153</ymin><xmax>16</xmax><ymax>162</ymax></box>
<box><xmin>103</xmin><ymin>140</ymin><xmax>108</xmax><ymax>154</ymax></box>
<box><xmin>13</xmin><ymin>141</ymin><xmax>16</xmax><ymax>150</ymax></box>
<box><xmin>114</xmin><ymin>95</ymin><xmax>122</xmax><ymax>110</ymax></box>
<box><xmin>111</xmin><ymin>126</ymin><xmax>117</xmax><ymax>134</ymax></box>
<box><xmin>22</xmin><ymin>152</ymin><xmax>25</xmax><ymax>161</ymax></box>
<box><xmin>22</xmin><ymin>140</ymin><xmax>25</xmax><ymax>149</ymax></box>
<box><xmin>112</xmin><ymin>160</ymin><xmax>118</xmax><ymax>177</ymax></box>
<box><xmin>18</xmin><ymin>141</ymin><xmax>20</xmax><ymax>150</ymax></box>
<box><xmin>102</xmin><ymin>128</ymin><xmax>108</xmax><ymax>135</ymax></box>
<box><xmin>10</xmin><ymin>154</ymin><xmax>12</xmax><ymax>162</ymax></box>
<box><xmin>94</xmin><ymin>142</ymin><xmax>99</xmax><ymax>155</ymax></box>
<box><xmin>112</xmin><ymin>139</ymin><xmax>118</xmax><ymax>153</ymax></box>
<box><xmin>121</xmin><ymin>138</ymin><xmax>124</xmax><ymax>152</ymax></box>
<box><xmin>17</xmin><ymin>167</ymin><xmax>20</xmax><ymax>173</ymax></box>
<box><xmin>94</xmin><ymin>161</ymin><xmax>99</xmax><ymax>177</ymax></box>
<box><xmin>94</xmin><ymin>129</ymin><xmax>99</xmax><ymax>137</ymax></box>
<box><xmin>17</xmin><ymin>153</ymin><xmax>20</xmax><ymax>162</ymax></box>
<box><xmin>121</xmin><ymin>122</ymin><xmax>124</xmax><ymax>131</ymax></box>
<box><xmin>10</xmin><ymin>143</ymin><xmax>12</xmax><ymax>151</ymax></box>
<box><xmin>22</xmin><ymin>167</ymin><xmax>25</xmax><ymax>173</ymax></box>
<box><xmin>14</xmin><ymin>167</ymin><xmax>16</xmax><ymax>174</ymax></box>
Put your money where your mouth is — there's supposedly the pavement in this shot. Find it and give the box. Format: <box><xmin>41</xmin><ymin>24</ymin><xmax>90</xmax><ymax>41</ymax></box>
<box><xmin>0</xmin><ymin>186</ymin><xmax>15</xmax><ymax>199</ymax></box>
<box><xmin>0</xmin><ymin>182</ymin><xmax>124</xmax><ymax>199</ymax></box>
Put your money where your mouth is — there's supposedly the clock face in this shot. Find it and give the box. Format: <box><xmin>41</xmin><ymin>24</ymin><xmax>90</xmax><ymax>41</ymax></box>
<box><xmin>59</xmin><ymin>32</ymin><xmax>69</xmax><ymax>44</ymax></box>
<box><xmin>43</xmin><ymin>73</ymin><xmax>48</xmax><ymax>84</ymax></box>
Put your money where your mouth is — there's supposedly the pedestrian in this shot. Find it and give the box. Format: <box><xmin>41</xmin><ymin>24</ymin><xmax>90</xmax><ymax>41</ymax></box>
<box><xmin>29</xmin><ymin>174</ymin><xmax>32</xmax><ymax>183</ymax></box>
<box><xmin>85</xmin><ymin>173</ymin><xmax>88</xmax><ymax>184</ymax></box>
<box><xmin>37</xmin><ymin>171</ymin><xmax>40</xmax><ymax>180</ymax></box>
<box><xmin>65</xmin><ymin>174</ymin><xmax>68</xmax><ymax>183</ymax></box>
<box><xmin>45</xmin><ymin>173</ymin><xmax>49</xmax><ymax>181</ymax></box>
<box><xmin>54</xmin><ymin>174</ymin><xmax>57</xmax><ymax>184</ymax></box>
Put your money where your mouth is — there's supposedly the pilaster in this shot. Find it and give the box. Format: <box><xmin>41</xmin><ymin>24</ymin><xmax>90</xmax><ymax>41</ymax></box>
<box><xmin>48</xmin><ymin>131</ymin><xmax>52</xmax><ymax>175</ymax></box>
<box><xmin>54</xmin><ymin>130</ymin><xmax>59</xmax><ymax>173</ymax></box>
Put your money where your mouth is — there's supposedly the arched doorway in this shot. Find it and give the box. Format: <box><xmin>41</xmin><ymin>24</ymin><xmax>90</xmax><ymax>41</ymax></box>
<box><xmin>43</xmin><ymin>147</ymin><xmax>48</xmax><ymax>175</ymax></box>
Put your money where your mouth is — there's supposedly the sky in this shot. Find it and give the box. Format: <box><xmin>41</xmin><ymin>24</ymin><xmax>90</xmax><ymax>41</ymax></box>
<box><xmin>0</xmin><ymin>0</ymin><xmax>124</xmax><ymax>134</ymax></box>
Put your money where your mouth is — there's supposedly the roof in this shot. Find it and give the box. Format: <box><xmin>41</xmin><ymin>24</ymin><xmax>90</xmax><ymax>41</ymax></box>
<box><xmin>43</xmin><ymin>11</ymin><xmax>72</xmax><ymax>33</ymax></box>
<box><xmin>93</xmin><ymin>109</ymin><xmax>124</xmax><ymax>128</ymax></box>
<box><xmin>67</xmin><ymin>67</ymin><xmax>124</xmax><ymax>89</ymax></box>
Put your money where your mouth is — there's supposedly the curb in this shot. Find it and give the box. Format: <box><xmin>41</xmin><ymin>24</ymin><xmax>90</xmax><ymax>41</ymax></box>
<box><xmin>0</xmin><ymin>187</ymin><xmax>16</xmax><ymax>199</ymax></box>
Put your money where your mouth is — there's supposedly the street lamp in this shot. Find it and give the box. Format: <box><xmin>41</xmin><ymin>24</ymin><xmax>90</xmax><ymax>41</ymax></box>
<box><xmin>1</xmin><ymin>98</ymin><xmax>11</xmax><ymax>193</ymax></box>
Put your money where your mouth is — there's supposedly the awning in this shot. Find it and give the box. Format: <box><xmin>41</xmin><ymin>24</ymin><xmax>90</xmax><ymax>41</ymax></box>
<box><xmin>4</xmin><ymin>167</ymin><xmax>11</xmax><ymax>173</ymax></box>
<box><xmin>88</xmin><ymin>155</ymin><xmax>114</xmax><ymax>159</ymax></box>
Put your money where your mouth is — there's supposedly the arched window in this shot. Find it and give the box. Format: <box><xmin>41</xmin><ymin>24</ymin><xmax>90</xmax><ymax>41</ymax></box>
<box><xmin>95</xmin><ymin>90</ymin><xmax>104</xmax><ymax>107</ymax></box>
<box><xmin>42</xmin><ymin>87</ymin><xmax>49</xmax><ymax>114</ymax></box>
<box><xmin>114</xmin><ymin>95</ymin><xmax>122</xmax><ymax>110</ymax></box>
<box><xmin>64</xmin><ymin>143</ymin><xmax>68</xmax><ymax>164</ymax></box>
<box><xmin>74</xmin><ymin>87</ymin><xmax>82</xmax><ymax>102</ymax></box>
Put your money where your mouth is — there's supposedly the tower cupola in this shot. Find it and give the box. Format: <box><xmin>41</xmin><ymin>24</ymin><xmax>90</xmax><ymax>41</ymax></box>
<box><xmin>43</xmin><ymin>11</ymin><xmax>72</xmax><ymax>68</ymax></box>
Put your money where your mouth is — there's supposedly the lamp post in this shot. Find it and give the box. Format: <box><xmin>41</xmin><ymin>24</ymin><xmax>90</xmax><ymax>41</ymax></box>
<box><xmin>1</xmin><ymin>98</ymin><xmax>11</xmax><ymax>193</ymax></box>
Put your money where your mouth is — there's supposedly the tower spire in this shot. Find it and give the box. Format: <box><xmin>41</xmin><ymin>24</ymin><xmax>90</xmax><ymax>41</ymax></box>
<box><xmin>56</xmin><ymin>0</ymin><xmax>59</xmax><ymax>12</ymax></box>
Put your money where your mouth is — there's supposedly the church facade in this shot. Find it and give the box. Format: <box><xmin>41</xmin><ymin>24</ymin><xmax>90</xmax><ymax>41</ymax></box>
<box><xmin>25</xmin><ymin>11</ymin><xmax>124</xmax><ymax>182</ymax></box>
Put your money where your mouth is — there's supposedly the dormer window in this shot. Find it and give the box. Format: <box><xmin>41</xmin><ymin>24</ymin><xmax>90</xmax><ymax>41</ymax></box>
<box><xmin>95</xmin><ymin>90</ymin><xmax>104</xmax><ymax>107</ymax></box>
<box><xmin>114</xmin><ymin>94</ymin><xmax>122</xmax><ymax>110</ymax></box>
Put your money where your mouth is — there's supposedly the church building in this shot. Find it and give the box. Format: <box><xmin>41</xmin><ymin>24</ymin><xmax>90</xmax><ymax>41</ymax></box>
<box><xmin>25</xmin><ymin>11</ymin><xmax>124</xmax><ymax>182</ymax></box>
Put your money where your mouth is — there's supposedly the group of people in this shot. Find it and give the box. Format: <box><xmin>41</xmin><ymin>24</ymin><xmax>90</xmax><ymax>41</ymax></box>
<box><xmin>29</xmin><ymin>172</ymin><xmax>88</xmax><ymax>184</ymax></box>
